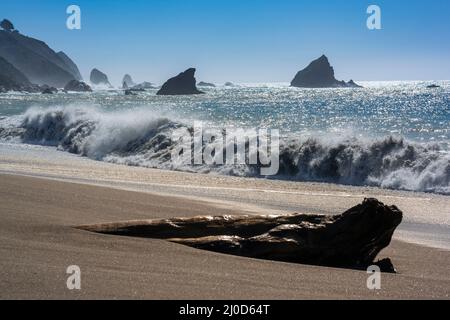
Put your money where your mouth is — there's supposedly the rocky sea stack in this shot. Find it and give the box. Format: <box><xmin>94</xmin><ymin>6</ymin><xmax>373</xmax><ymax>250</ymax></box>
<box><xmin>157</xmin><ymin>68</ymin><xmax>204</xmax><ymax>95</ymax></box>
<box><xmin>198</xmin><ymin>81</ymin><xmax>216</xmax><ymax>87</ymax></box>
<box><xmin>291</xmin><ymin>55</ymin><xmax>362</xmax><ymax>88</ymax></box>
<box><xmin>0</xmin><ymin>19</ymin><xmax>82</xmax><ymax>88</ymax></box>
<box><xmin>90</xmin><ymin>68</ymin><xmax>111</xmax><ymax>87</ymax></box>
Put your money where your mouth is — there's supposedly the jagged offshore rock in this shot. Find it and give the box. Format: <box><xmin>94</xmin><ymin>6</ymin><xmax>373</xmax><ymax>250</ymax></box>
<box><xmin>157</xmin><ymin>68</ymin><xmax>204</xmax><ymax>95</ymax></box>
<box><xmin>291</xmin><ymin>55</ymin><xmax>362</xmax><ymax>88</ymax></box>
<box><xmin>64</xmin><ymin>80</ymin><xmax>92</xmax><ymax>92</ymax></box>
<box><xmin>13</xmin><ymin>106</ymin><xmax>450</xmax><ymax>194</ymax></box>
<box><xmin>347</xmin><ymin>79</ymin><xmax>361</xmax><ymax>88</ymax></box>
<box><xmin>122</xmin><ymin>74</ymin><xmax>135</xmax><ymax>88</ymax></box>
<box><xmin>90</xmin><ymin>68</ymin><xmax>112</xmax><ymax>87</ymax></box>
<box><xmin>78</xmin><ymin>198</ymin><xmax>402</xmax><ymax>272</ymax></box>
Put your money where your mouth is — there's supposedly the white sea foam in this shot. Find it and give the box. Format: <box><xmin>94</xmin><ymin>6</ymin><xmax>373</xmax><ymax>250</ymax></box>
<box><xmin>1</xmin><ymin>105</ymin><xmax>448</xmax><ymax>195</ymax></box>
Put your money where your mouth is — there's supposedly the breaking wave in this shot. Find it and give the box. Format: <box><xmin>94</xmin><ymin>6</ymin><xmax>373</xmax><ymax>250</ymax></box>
<box><xmin>1</xmin><ymin>106</ymin><xmax>449</xmax><ymax>195</ymax></box>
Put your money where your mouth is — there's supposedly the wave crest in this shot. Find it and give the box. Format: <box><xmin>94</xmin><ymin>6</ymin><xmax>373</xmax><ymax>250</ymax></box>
<box><xmin>279</xmin><ymin>136</ymin><xmax>449</xmax><ymax>194</ymax></box>
<box><xmin>2</xmin><ymin>106</ymin><xmax>449</xmax><ymax>195</ymax></box>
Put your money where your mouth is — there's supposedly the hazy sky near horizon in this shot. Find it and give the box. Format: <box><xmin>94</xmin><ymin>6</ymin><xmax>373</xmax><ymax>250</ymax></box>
<box><xmin>2</xmin><ymin>0</ymin><xmax>450</xmax><ymax>85</ymax></box>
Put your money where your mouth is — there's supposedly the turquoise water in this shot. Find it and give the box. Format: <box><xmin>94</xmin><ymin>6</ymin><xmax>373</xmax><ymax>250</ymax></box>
<box><xmin>1</xmin><ymin>81</ymin><xmax>449</xmax><ymax>194</ymax></box>
<box><xmin>1</xmin><ymin>81</ymin><xmax>449</xmax><ymax>142</ymax></box>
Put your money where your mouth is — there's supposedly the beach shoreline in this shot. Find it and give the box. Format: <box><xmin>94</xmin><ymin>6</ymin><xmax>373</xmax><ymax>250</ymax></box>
<box><xmin>0</xmin><ymin>142</ymin><xmax>450</xmax><ymax>299</ymax></box>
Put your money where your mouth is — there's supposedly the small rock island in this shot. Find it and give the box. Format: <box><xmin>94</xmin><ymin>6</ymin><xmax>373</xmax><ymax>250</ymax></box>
<box><xmin>291</xmin><ymin>55</ymin><xmax>362</xmax><ymax>88</ymax></box>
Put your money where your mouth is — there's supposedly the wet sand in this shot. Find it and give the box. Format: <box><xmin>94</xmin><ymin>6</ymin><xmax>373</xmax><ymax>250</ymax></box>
<box><xmin>0</xmin><ymin>173</ymin><xmax>449</xmax><ymax>299</ymax></box>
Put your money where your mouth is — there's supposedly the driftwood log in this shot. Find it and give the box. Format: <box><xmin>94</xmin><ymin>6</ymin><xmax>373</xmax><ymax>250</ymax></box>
<box><xmin>78</xmin><ymin>198</ymin><xmax>402</xmax><ymax>272</ymax></box>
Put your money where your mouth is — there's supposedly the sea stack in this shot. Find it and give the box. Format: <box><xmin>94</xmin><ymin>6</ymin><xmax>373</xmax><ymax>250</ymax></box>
<box><xmin>122</xmin><ymin>74</ymin><xmax>135</xmax><ymax>88</ymax></box>
<box><xmin>291</xmin><ymin>55</ymin><xmax>362</xmax><ymax>88</ymax></box>
<box><xmin>90</xmin><ymin>68</ymin><xmax>112</xmax><ymax>87</ymax></box>
<box><xmin>57</xmin><ymin>51</ymin><xmax>82</xmax><ymax>81</ymax></box>
<box><xmin>198</xmin><ymin>81</ymin><xmax>216</xmax><ymax>87</ymax></box>
<box><xmin>157</xmin><ymin>68</ymin><xmax>204</xmax><ymax>95</ymax></box>
<box><xmin>0</xmin><ymin>19</ymin><xmax>81</xmax><ymax>87</ymax></box>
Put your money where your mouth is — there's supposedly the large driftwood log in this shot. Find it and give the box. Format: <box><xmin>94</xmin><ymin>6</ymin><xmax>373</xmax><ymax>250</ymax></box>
<box><xmin>78</xmin><ymin>198</ymin><xmax>402</xmax><ymax>272</ymax></box>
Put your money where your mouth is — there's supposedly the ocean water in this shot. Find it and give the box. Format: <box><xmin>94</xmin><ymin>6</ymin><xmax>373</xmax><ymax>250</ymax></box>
<box><xmin>0</xmin><ymin>81</ymin><xmax>449</xmax><ymax>194</ymax></box>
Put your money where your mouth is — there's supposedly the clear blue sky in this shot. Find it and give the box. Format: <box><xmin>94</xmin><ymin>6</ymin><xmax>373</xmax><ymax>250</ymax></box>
<box><xmin>2</xmin><ymin>0</ymin><xmax>450</xmax><ymax>84</ymax></box>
